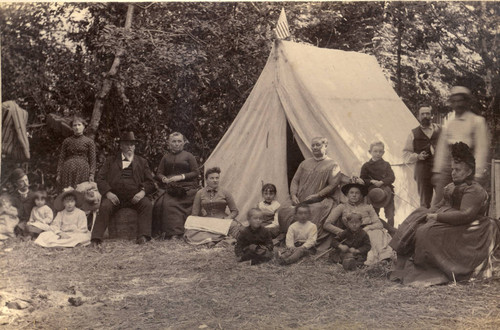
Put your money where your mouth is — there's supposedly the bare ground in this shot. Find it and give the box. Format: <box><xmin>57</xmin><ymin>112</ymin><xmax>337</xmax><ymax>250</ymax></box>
<box><xmin>1</xmin><ymin>238</ymin><xmax>499</xmax><ymax>330</ymax></box>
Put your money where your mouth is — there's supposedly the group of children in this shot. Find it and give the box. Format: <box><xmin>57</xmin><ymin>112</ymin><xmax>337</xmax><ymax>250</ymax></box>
<box><xmin>235</xmin><ymin>141</ymin><xmax>395</xmax><ymax>270</ymax></box>
<box><xmin>20</xmin><ymin>186</ymin><xmax>90</xmax><ymax>248</ymax></box>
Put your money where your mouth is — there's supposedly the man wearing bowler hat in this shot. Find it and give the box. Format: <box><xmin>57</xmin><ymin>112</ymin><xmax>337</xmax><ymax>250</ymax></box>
<box><xmin>403</xmin><ymin>106</ymin><xmax>441</xmax><ymax>208</ymax></box>
<box><xmin>91</xmin><ymin>131</ymin><xmax>155</xmax><ymax>246</ymax></box>
<box><xmin>432</xmin><ymin>86</ymin><xmax>489</xmax><ymax>205</ymax></box>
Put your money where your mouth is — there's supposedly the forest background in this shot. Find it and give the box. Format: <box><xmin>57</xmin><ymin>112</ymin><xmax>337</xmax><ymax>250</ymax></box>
<box><xmin>1</xmin><ymin>1</ymin><xmax>499</xmax><ymax>188</ymax></box>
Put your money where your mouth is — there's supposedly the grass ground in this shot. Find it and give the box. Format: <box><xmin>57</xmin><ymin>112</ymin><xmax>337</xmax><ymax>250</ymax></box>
<box><xmin>1</xmin><ymin>238</ymin><xmax>499</xmax><ymax>330</ymax></box>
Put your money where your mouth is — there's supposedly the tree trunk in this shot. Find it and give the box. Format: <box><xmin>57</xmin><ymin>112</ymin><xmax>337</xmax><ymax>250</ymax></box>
<box><xmin>88</xmin><ymin>4</ymin><xmax>134</xmax><ymax>139</ymax></box>
<box><xmin>396</xmin><ymin>22</ymin><xmax>402</xmax><ymax>96</ymax></box>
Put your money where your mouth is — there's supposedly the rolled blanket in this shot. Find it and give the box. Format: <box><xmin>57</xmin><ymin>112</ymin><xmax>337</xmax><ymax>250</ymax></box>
<box><xmin>184</xmin><ymin>216</ymin><xmax>233</xmax><ymax>236</ymax></box>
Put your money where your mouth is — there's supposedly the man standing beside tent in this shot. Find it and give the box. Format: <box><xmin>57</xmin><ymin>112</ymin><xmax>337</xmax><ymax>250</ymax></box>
<box><xmin>278</xmin><ymin>137</ymin><xmax>343</xmax><ymax>243</ymax></box>
<box><xmin>432</xmin><ymin>86</ymin><xmax>489</xmax><ymax>205</ymax></box>
<box><xmin>403</xmin><ymin>107</ymin><xmax>441</xmax><ymax>208</ymax></box>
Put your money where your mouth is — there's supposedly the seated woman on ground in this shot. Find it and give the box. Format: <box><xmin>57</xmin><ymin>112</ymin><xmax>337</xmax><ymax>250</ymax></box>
<box><xmin>389</xmin><ymin>142</ymin><xmax>499</xmax><ymax>286</ymax></box>
<box><xmin>185</xmin><ymin>167</ymin><xmax>241</xmax><ymax>245</ymax></box>
<box><xmin>324</xmin><ymin>182</ymin><xmax>394</xmax><ymax>265</ymax></box>
<box><xmin>35</xmin><ymin>189</ymin><xmax>90</xmax><ymax>248</ymax></box>
<box><xmin>278</xmin><ymin>137</ymin><xmax>344</xmax><ymax>244</ymax></box>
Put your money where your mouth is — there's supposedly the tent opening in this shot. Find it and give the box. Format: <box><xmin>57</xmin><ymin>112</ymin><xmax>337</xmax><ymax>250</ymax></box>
<box><xmin>286</xmin><ymin>120</ymin><xmax>304</xmax><ymax>187</ymax></box>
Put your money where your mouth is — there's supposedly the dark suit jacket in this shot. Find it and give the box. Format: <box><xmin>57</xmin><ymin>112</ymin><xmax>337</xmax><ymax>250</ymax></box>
<box><xmin>97</xmin><ymin>153</ymin><xmax>156</xmax><ymax>196</ymax></box>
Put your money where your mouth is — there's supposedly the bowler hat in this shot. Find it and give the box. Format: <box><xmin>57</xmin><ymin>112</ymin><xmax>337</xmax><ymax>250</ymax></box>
<box><xmin>341</xmin><ymin>183</ymin><xmax>368</xmax><ymax>197</ymax></box>
<box><xmin>119</xmin><ymin>131</ymin><xmax>139</xmax><ymax>143</ymax></box>
<box><xmin>367</xmin><ymin>186</ymin><xmax>392</xmax><ymax>208</ymax></box>
<box><xmin>9</xmin><ymin>168</ymin><xmax>27</xmax><ymax>183</ymax></box>
<box><xmin>54</xmin><ymin>188</ymin><xmax>84</xmax><ymax>212</ymax></box>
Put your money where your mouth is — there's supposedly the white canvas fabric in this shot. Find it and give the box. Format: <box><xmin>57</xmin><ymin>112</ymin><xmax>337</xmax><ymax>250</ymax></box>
<box><xmin>206</xmin><ymin>40</ymin><xmax>419</xmax><ymax>226</ymax></box>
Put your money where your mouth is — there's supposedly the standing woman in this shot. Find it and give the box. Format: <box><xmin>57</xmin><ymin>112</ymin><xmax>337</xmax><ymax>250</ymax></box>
<box><xmin>57</xmin><ymin>116</ymin><xmax>96</xmax><ymax>190</ymax></box>
<box><xmin>153</xmin><ymin>132</ymin><xmax>199</xmax><ymax>239</ymax></box>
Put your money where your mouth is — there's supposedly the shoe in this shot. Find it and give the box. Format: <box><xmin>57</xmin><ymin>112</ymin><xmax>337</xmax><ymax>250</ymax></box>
<box><xmin>90</xmin><ymin>239</ymin><xmax>102</xmax><ymax>247</ymax></box>
<box><xmin>136</xmin><ymin>236</ymin><xmax>150</xmax><ymax>245</ymax></box>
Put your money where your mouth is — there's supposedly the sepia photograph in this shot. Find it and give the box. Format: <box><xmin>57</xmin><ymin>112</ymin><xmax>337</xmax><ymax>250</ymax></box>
<box><xmin>1</xmin><ymin>1</ymin><xmax>499</xmax><ymax>328</ymax></box>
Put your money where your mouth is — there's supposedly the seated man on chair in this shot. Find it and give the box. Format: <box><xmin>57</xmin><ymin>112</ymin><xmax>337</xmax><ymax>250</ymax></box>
<box><xmin>91</xmin><ymin>131</ymin><xmax>155</xmax><ymax>246</ymax></box>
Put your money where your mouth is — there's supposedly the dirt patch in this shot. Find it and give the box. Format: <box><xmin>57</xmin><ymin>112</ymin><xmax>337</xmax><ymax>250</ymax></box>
<box><xmin>1</xmin><ymin>238</ymin><xmax>499</xmax><ymax>329</ymax></box>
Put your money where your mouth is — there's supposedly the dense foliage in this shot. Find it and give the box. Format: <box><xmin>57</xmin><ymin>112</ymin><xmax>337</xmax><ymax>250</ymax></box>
<box><xmin>1</xmin><ymin>2</ymin><xmax>499</xmax><ymax>186</ymax></box>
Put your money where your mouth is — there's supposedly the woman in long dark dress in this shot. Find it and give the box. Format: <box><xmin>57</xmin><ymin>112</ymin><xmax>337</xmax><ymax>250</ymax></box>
<box><xmin>153</xmin><ymin>132</ymin><xmax>199</xmax><ymax>239</ymax></box>
<box><xmin>57</xmin><ymin>116</ymin><xmax>96</xmax><ymax>190</ymax></box>
<box><xmin>389</xmin><ymin>142</ymin><xmax>499</xmax><ymax>286</ymax></box>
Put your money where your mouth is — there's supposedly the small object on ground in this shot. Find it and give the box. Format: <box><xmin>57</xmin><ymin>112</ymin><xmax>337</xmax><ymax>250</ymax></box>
<box><xmin>6</xmin><ymin>300</ymin><xmax>30</xmax><ymax>310</ymax></box>
<box><xmin>314</xmin><ymin>248</ymin><xmax>332</xmax><ymax>261</ymax></box>
<box><xmin>3</xmin><ymin>248</ymin><xmax>13</xmax><ymax>252</ymax></box>
<box><xmin>199</xmin><ymin>324</ymin><xmax>208</xmax><ymax>329</ymax></box>
<box><xmin>136</xmin><ymin>235</ymin><xmax>150</xmax><ymax>245</ymax></box>
<box><xmin>68</xmin><ymin>297</ymin><xmax>83</xmax><ymax>307</ymax></box>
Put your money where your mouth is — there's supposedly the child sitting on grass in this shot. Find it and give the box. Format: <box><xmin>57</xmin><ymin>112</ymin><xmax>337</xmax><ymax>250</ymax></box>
<box><xmin>329</xmin><ymin>213</ymin><xmax>371</xmax><ymax>271</ymax></box>
<box><xmin>34</xmin><ymin>189</ymin><xmax>90</xmax><ymax>248</ymax></box>
<box><xmin>235</xmin><ymin>208</ymin><xmax>274</xmax><ymax>265</ymax></box>
<box><xmin>26</xmin><ymin>185</ymin><xmax>54</xmax><ymax>239</ymax></box>
<box><xmin>278</xmin><ymin>204</ymin><xmax>317</xmax><ymax>265</ymax></box>
<box><xmin>359</xmin><ymin>141</ymin><xmax>396</xmax><ymax>227</ymax></box>
<box><xmin>256</xmin><ymin>183</ymin><xmax>280</xmax><ymax>238</ymax></box>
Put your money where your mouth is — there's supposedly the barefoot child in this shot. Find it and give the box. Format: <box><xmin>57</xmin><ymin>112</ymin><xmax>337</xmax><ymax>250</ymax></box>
<box><xmin>235</xmin><ymin>208</ymin><xmax>274</xmax><ymax>265</ymax></box>
<box><xmin>256</xmin><ymin>183</ymin><xmax>280</xmax><ymax>238</ymax></box>
<box><xmin>329</xmin><ymin>213</ymin><xmax>371</xmax><ymax>271</ymax></box>
<box><xmin>35</xmin><ymin>189</ymin><xmax>90</xmax><ymax>248</ymax></box>
<box><xmin>360</xmin><ymin>141</ymin><xmax>396</xmax><ymax>227</ymax></box>
<box><xmin>26</xmin><ymin>186</ymin><xmax>54</xmax><ymax>238</ymax></box>
<box><xmin>278</xmin><ymin>204</ymin><xmax>317</xmax><ymax>265</ymax></box>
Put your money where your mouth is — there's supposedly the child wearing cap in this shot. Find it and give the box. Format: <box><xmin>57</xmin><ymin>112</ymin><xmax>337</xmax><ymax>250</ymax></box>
<box><xmin>329</xmin><ymin>213</ymin><xmax>371</xmax><ymax>271</ymax></box>
<box><xmin>359</xmin><ymin>141</ymin><xmax>396</xmax><ymax>227</ymax></box>
<box><xmin>235</xmin><ymin>208</ymin><xmax>274</xmax><ymax>265</ymax></box>
<box><xmin>34</xmin><ymin>189</ymin><xmax>90</xmax><ymax>248</ymax></box>
<box><xmin>256</xmin><ymin>183</ymin><xmax>281</xmax><ymax>238</ymax></box>
<box><xmin>26</xmin><ymin>186</ymin><xmax>54</xmax><ymax>239</ymax></box>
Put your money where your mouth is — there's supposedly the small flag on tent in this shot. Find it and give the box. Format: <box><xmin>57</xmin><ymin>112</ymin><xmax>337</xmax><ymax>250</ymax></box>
<box><xmin>274</xmin><ymin>8</ymin><xmax>291</xmax><ymax>39</ymax></box>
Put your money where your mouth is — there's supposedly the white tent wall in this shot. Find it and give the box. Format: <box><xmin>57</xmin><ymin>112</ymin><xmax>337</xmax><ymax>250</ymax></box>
<box><xmin>204</xmin><ymin>50</ymin><xmax>292</xmax><ymax>225</ymax></box>
<box><xmin>206</xmin><ymin>40</ymin><xmax>420</xmax><ymax>226</ymax></box>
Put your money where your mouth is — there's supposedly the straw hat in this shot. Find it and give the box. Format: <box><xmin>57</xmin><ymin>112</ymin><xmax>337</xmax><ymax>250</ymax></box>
<box><xmin>54</xmin><ymin>188</ymin><xmax>84</xmax><ymax>212</ymax></box>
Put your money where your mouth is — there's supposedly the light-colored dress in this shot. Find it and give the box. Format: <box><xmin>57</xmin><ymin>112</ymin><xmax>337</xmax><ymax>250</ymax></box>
<box><xmin>35</xmin><ymin>208</ymin><xmax>90</xmax><ymax>248</ymax></box>
<box><xmin>324</xmin><ymin>201</ymin><xmax>394</xmax><ymax>265</ymax></box>
<box><xmin>27</xmin><ymin>205</ymin><xmax>54</xmax><ymax>232</ymax></box>
<box><xmin>278</xmin><ymin>157</ymin><xmax>343</xmax><ymax>242</ymax></box>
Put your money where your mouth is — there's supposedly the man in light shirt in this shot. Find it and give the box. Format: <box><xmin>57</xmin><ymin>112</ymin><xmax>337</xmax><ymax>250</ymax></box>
<box><xmin>403</xmin><ymin>107</ymin><xmax>441</xmax><ymax>208</ymax></box>
<box><xmin>432</xmin><ymin>86</ymin><xmax>490</xmax><ymax>205</ymax></box>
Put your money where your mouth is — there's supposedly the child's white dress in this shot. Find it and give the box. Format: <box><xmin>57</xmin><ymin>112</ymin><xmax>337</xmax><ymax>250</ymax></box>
<box><xmin>35</xmin><ymin>208</ymin><xmax>90</xmax><ymax>247</ymax></box>
<box><xmin>27</xmin><ymin>205</ymin><xmax>54</xmax><ymax>232</ymax></box>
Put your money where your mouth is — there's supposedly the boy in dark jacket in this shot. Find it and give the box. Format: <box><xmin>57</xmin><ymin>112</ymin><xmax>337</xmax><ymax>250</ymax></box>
<box><xmin>235</xmin><ymin>208</ymin><xmax>273</xmax><ymax>265</ymax></box>
<box><xmin>329</xmin><ymin>213</ymin><xmax>371</xmax><ymax>271</ymax></box>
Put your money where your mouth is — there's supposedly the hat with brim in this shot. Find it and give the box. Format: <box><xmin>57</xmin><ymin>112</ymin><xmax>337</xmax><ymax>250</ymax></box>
<box><xmin>367</xmin><ymin>186</ymin><xmax>392</xmax><ymax>208</ymax></box>
<box><xmin>54</xmin><ymin>188</ymin><xmax>84</xmax><ymax>212</ymax></box>
<box><xmin>449</xmin><ymin>86</ymin><xmax>472</xmax><ymax>99</ymax></box>
<box><xmin>119</xmin><ymin>131</ymin><xmax>139</xmax><ymax>143</ymax></box>
<box><xmin>9</xmin><ymin>168</ymin><xmax>27</xmax><ymax>183</ymax></box>
<box><xmin>341</xmin><ymin>183</ymin><xmax>368</xmax><ymax>197</ymax></box>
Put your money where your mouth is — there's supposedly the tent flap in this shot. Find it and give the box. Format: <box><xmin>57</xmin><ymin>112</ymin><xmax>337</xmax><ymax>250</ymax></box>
<box><xmin>206</xmin><ymin>40</ymin><xmax>419</xmax><ymax>226</ymax></box>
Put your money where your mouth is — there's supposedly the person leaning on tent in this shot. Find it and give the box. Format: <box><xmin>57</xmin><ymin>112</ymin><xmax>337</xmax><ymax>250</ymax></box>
<box><xmin>278</xmin><ymin>137</ymin><xmax>343</xmax><ymax>244</ymax></box>
<box><xmin>389</xmin><ymin>142</ymin><xmax>499</xmax><ymax>286</ymax></box>
<box><xmin>90</xmin><ymin>131</ymin><xmax>156</xmax><ymax>246</ymax></box>
<box><xmin>403</xmin><ymin>107</ymin><xmax>441</xmax><ymax>208</ymax></box>
<box><xmin>431</xmin><ymin>86</ymin><xmax>489</xmax><ymax>206</ymax></box>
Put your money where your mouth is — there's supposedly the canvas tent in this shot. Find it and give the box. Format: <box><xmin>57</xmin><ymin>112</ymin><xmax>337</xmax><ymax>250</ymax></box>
<box><xmin>205</xmin><ymin>40</ymin><xmax>420</xmax><ymax>226</ymax></box>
